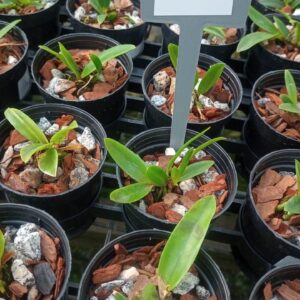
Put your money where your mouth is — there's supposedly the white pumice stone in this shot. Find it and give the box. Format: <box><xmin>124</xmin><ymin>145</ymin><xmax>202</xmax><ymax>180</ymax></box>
<box><xmin>170</xmin><ymin>23</ymin><xmax>180</xmax><ymax>35</ymax></box>
<box><xmin>77</xmin><ymin>127</ymin><xmax>96</xmax><ymax>151</ymax></box>
<box><xmin>199</xmin><ymin>95</ymin><xmax>214</xmax><ymax>108</ymax></box>
<box><xmin>114</xmin><ymin>24</ymin><xmax>127</xmax><ymax>30</ymax></box>
<box><xmin>79</xmin><ymin>95</ymin><xmax>86</xmax><ymax>101</ymax></box>
<box><xmin>150</xmin><ymin>95</ymin><xmax>167</xmax><ymax>107</ymax></box>
<box><xmin>106</xmin><ymin>295</ymin><xmax>116</xmax><ymax>300</ymax></box>
<box><xmin>51</xmin><ymin>68</ymin><xmax>65</xmax><ymax>79</ymax></box>
<box><xmin>94</xmin><ymin>280</ymin><xmax>125</xmax><ymax>294</ymax></box>
<box><xmin>7</xmin><ymin>9</ymin><xmax>17</xmax><ymax>15</ymax></box>
<box><xmin>44</xmin><ymin>2</ymin><xmax>54</xmax><ymax>9</ymax></box>
<box><xmin>14</xmin><ymin>141</ymin><xmax>31</xmax><ymax>152</ymax></box>
<box><xmin>179</xmin><ymin>179</ymin><xmax>197</xmax><ymax>193</ymax></box>
<box><xmin>11</xmin><ymin>259</ymin><xmax>35</xmax><ymax>287</ymax></box>
<box><xmin>165</xmin><ymin>147</ymin><xmax>176</xmax><ymax>156</ymax></box>
<box><xmin>1</xmin><ymin>146</ymin><xmax>13</xmax><ymax>169</ymax></box>
<box><xmin>74</xmin><ymin>6</ymin><xmax>86</xmax><ymax>20</ymax></box>
<box><xmin>214</xmin><ymin>101</ymin><xmax>230</xmax><ymax>111</ymax></box>
<box><xmin>45</xmin><ymin>123</ymin><xmax>59</xmax><ymax>135</ymax></box>
<box><xmin>38</xmin><ymin>117</ymin><xmax>52</xmax><ymax>132</ymax></box>
<box><xmin>195</xmin><ymin>150</ymin><xmax>206</xmax><ymax>160</ymax></box>
<box><xmin>53</xmin><ymin>78</ymin><xmax>75</xmax><ymax>94</ymax></box>
<box><xmin>294</xmin><ymin>54</ymin><xmax>300</xmax><ymax>62</ymax></box>
<box><xmin>69</xmin><ymin>167</ymin><xmax>89</xmax><ymax>189</ymax></box>
<box><xmin>7</xmin><ymin>55</ymin><xmax>18</xmax><ymax>65</ymax></box>
<box><xmin>153</xmin><ymin>71</ymin><xmax>170</xmax><ymax>92</ymax></box>
<box><xmin>16</xmin><ymin>223</ymin><xmax>38</xmax><ymax>237</ymax></box>
<box><xmin>258</xmin><ymin>97</ymin><xmax>271</xmax><ymax>108</ymax></box>
<box><xmin>139</xmin><ymin>200</ymin><xmax>147</xmax><ymax>212</ymax></box>
<box><xmin>4</xmin><ymin>226</ymin><xmax>17</xmax><ymax>243</ymax></box>
<box><xmin>171</xmin><ymin>203</ymin><xmax>187</xmax><ymax>216</ymax></box>
<box><xmin>201</xmin><ymin>170</ymin><xmax>219</xmax><ymax>183</ymax></box>
<box><xmin>121</xmin><ymin>280</ymin><xmax>134</xmax><ymax>296</ymax></box>
<box><xmin>201</xmin><ymin>38</ymin><xmax>210</xmax><ymax>45</ymax></box>
<box><xmin>174</xmin><ymin>147</ymin><xmax>189</xmax><ymax>164</ymax></box>
<box><xmin>277</xmin><ymin>53</ymin><xmax>287</xmax><ymax>59</ymax></box>
<box><xmin>118</xmin><ymin>267</ymin><xmax>139</xmax><ymax>281</ymax></box>
<box><xmin>14</xmin><ymin>231</ymin><xmax>41</xmax><ymax>261</ymax></box>
<box><xmin>27</xmin><ymin>285</ymin><xmax>39</xmax><ymax>300</ymax></box>
<box><xmin>293</xmin><ymin>8</ymin><xmax>300</xmax><ymax>15</ymax></box>
<box><xmin>196</xmin><ymin>285</ymin><xmax>211</xmax><ymax>299</ymax></box>
<box><xmin>173</xmin><ymin>272</ymin><xmax>200</xmax><ymax>295</ymax></box>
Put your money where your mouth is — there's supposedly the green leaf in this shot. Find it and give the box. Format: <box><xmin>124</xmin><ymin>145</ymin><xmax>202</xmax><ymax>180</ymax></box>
<box><xmin>58</xmin><ymin>42</ymin><xmax>81</xmax><ymax>80</ymax></box>
<box><xmin>248</xmin><ymin>5</ymin><xmax>278</xmax><ymax>34</ymax></box>
<box><xmin>171</xmin><ymin>167</ymin><xmax>181</xmax><ymax>186</ymax></box>
<box><xmin>97</xmin><ymin>14</ymin><xmax>107</xmax><ymax>25</ymax></box>
<box><xmin>280</xmin><ymin>94</ymin><xmax>294</xmax><ymax>104</ymax></box>
<box><xmin>259</xmin><ymin>0</ymin><xmax>284</xmax><ymax>9</ymax></box>
<box><xmin>284</xmin><ymin>69</ymin><xmax>298</xmax><ymax>105</ymax></box>
<box><xmin>279</xmin><ymin>103</ymin><xmax>300</xmax><ymax>114</ymax></box>
<box><xmin>283</xmin><ymin>194</ymin><xmax>300</xmax><ymax>215</ymax></box>
<box><xmin>107</xmin><ymin>10</ymin><xmax>118</xmax><ymax>22</ymax></box>
<box><xmin>203</xmin><ymin>26</ymin><xmax>225</xmax><ymax>40</ymax></box>
<box><xmin>142</xmin><ymin>283</ymin><xmax>159</xmax><ymax>300</ymax></box>
<box><xmin>0</xmin><ymin>230</ymin><xmax>5</xmax><ymax>261</ymax></box>
<box><xmin>166</xmin><ymin>128</ymin><xmax>211</xmax><ymax>175</ymax></box>
<box><xmin>197</xmin><ymin>63</ymin><xmax>225</xmax><ymax>95</ymax></box>
<box><xmin>115</xmin><ymin>293</ymin><xmax>128</xmax><ymax>300</ymax></box>
<box><xmin>39</xmin><ymin>45</ymin><xmax>63</xmax><ymax>61</ymax></box>
<box><xmin>89</xmin><ymin>54</ymin><xmax>103</xmax><ymax>74</ymax></box>
<box><xmin>192</xmin><ymin>137</ymin><xmax>226</xmax><ymax>157</ymax></box>
<box><xmin>50</xmin><ymin>120</ymin><xmax>78</xmax><ymax>145</ymax></box>
<box><xmin>4</xmin><ymin>108</ymin><xmax>48</xmax><ymax>144</ymax></box>
<box><xmin>274</xmin><ymin>16</ymin><xmax>289</xmax><ymax>37</ymax></box>
<box><xmin>104</xmin><ymin>138</ymin><xmax>149</xmax><ymax>183</ymax></box>
<box><xmin>81</xmin><ymin>44</ymin><xmax>135</xmax><ymax>78</ymax></box>
<box><xmin>237</xmin><ymin>31</ymin><xmax>277</xmax><ymax>52</ymax></box>
<box><xmin>292</xmin><ymin>0</ymin><xmax>300</xmax><ymax>9</ymax></box>
<box><xmin>179</xmin><ymin>160</ymin><xmax>214</xmax><ymax>182</ymax></box>
<box><xmin>146</xmin><ymin>166</ymin><xmax>168</xmax><ymax>187</ymax></box>
<box><xmin>0</xmin><ymin>2</ymin><xmax>14</xmax><ymax>9</ymax></box>
<box><xmin>38</xmin><ymin>148</ymin><xmax>58</xmax><ymax>177</ymax></box>
<box><xmin>168</xmin><ymin>43</ymin><xmax>178</xmax><ymax>69</ymax></box>
<box><xmin>110</xmin><ymin>183</ymin><xmax>153</xmax><ymax>203</ymax></box>
<box><xmin>0</xmin><ymin>19</ymin><xmax>21</xmax><ymax>40</ymax></box>
<box><xmin>20</xmin><ymin>143</ymin><xmax>49</xmax><ymax>163</ymax></box>
<box><xmin>158</xmin><ymin>195</ymin><xmax>216</xmax><ymax>290</ymax></box>
<box><xmin>88</xmin><ymin>0</ymin><xmax>104</xmax><ymax>14</ymax></box>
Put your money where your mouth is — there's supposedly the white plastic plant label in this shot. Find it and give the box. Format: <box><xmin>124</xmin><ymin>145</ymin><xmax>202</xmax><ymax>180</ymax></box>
<box><xmin>154</xmin><ymin>0</ymin><xmax>234</xmax><ymax>16</ymax></box>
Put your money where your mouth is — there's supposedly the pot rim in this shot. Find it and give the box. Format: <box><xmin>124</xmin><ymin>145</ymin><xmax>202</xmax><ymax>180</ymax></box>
<box><xmin>66</xmin><ymin>0</ymin><xmax>146</xmax><ymax>32</ymax></box>
<box><xmin>31</xmin><ymin>32</ymin><xmax>133</xmax><ymax>104</ymax></box>
<box><xmin>0</xmin><ymin>202</ymin><xmax>72</xmax><ymax>300</ymax></box>
<box><xmin>116</xmin><ymin>126</ymin><xmax>238</xmax><ymax>224</ymax></box>
<box><xmin>0</xmin><ymin>20</ymin><xmax>28</xmax><ymax>76</ymax></box>
<box><xmin>251</xmin><ymin>68</ymin><xmax>300</xmax><ymax>144</ymax></box>
<box><xmin>248</xmin><ymin>149</ymin><xmax>300</xmax><ymax>251</ymax></box>
<box><xmin>141</xmin><ymin>52</ymin><xmax>243</xmax><ymax>125</ymax></box>
<box><xmin>0</xmin><ymin>103</ymin><xmax>107</xmax><ymax>199</ymax></box>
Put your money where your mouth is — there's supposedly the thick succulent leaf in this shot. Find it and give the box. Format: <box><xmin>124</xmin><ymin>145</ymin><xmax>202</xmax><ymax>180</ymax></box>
<box><xmin>284</xmin><ymin>70</ymin><xmax>298</xmax><ymax>105</ymax></box>
<box><xmin>203</xmin><ymin>26</ymin><xmax>225</xmax><ymax>40</ymax></box>
<box><xmin>110</xmin><ymin>183</ymin><xmax>153</xmax><ymax>203</ymax></box>
<box><xmin>280</xmin><ymin>94</ymin><xmax>294</xmax><ymax>104</ymax></box>
<box><xmin>146</xmin><ymin>165</ymin><xmax>168</xmax><ymax>187</ymax></box>
<box><xmin>4</xmin><ymin>108</ymin><xmax>48</xmax><ymax>144</ymax></box>
<box><xmin>39</xmin><ymin>45</ymin><xmax>63</xmax><ymax>61</ymax></box>
<box><xmin>237</xmin><ymin>32</ymin><xmax>277</xmax><ymax>52</ymax></box>
<box><xmin>90</xmin><ymin>53</ymin><xmax>103</xmax><ymax>74</ymax></box>
<box><xmin>142</xmin><ymin>283</ymin><xmax>159</xmax><ymax>300</ymax></box>
<box><xmin>158</xmin><ymin>195</ymin><xmax>216</xmax><ymax>291</ymax></box>
<box><xmin>38</xmin><ymin>148</ymin><xmax>58</xmax><ymax>177</ymax></box>
<box><xmin>274</xmin><ymin>17</ymin><xmax>289</xmax><ymax>38</ymax></box>
<box><xmin>0</xmin><ymin>19</ymin><xmax>21</xmax><ymax>40</ymax></box>
<box><xmin>97</xmin><ymin>14</ymin><xmax>107</xmax><ymax>25</ymax></box>
<box><xmin>283</xmin><ymin>195</ymin><xmax>300</xmax><ymax>215</ymax></box>
<box><xmin>20</xmin><ymin>143</ymin><xmax>49</xmax><ymax>163</ymax></box>
<box><xmin>259</xmin><ymin>0</ymin><xmax>284</xmax><ymax>9</ymax></box>
<box><xmin>197</xmin><ymin>63</ymin><xmax>225</xmax><ymax>96</ymax></box>
<box><xmin>0</xmin><ymin>230</ymin><xmax>5</xmax><ymax>262</ymax></box>
<box><xmin>168</xmin><ymin>43</ymin><xmax>178</xmax><ymax>69</ymax></box>
<box><xmin>248</xmin><ymin>6</ymin><xmax>278</xmax><ymax>34</ymax></box>
<box><xmin>179</xmin><ymin>160</ymin><xmax>214</xmax><ymax>182</ymax></box>
<box><xmin>81</xmin><ymin>44</ymin><xmax>135</xmax><ymax>78</ymax></box>
<box><xmin>166</xmin><ymin>127</ymin><xmax>210</xmax><ymax>174</ymax></box>
<box><xmin>88</xmin><ymin>0</ymin><xmax>104</xmax><ymax>14</ymax></box>
<box><xmin>58</xmin><ymin>42</ymin><xmax>81</xmax><ymax>80</ymax></box>
<box><xmin>171</xmin><ymin>167</ymin><xmax>181</xmax><ymax>186</ymax></box>
<box><xmin>279</xmin><ymin>103</ymin><xmax>300</xmax><ymax>114</ymax></box>
<box><xmin>50</xmin><ymin>120</ymin><xmax>78</xmax><ymax>145</ymax></box>
<box><xmin>192</xmin><ymin>137</ymin><xmax>226</xmax><ymax>157</ymax></box>
<box><xmin>105</xmin><ymin>138</ymin><xmax>148</xmax><ymax>183</ymax></box>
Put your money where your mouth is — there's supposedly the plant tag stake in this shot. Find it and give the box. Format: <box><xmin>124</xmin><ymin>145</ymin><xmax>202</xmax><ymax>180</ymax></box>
<box><xmin>141</xmin><ymin>0</ymin><xmax>251</xmax><ymax>149</ymax></box>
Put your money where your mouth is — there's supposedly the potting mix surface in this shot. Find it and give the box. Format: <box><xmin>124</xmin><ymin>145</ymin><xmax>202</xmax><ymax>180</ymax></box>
<box><xmin>263</xmin><ymin>279</ymin><xmax>300</xmax><ymax>300</ymax></box>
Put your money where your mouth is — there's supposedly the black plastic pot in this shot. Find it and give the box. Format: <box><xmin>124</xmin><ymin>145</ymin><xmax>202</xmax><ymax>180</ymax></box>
<box><xmin>244</xmin><ymin>149</ymin><xmax>300</xmax><ymax>265</ymax></box>
<box><xmin>246</xmin><ymin>69</ymin><xmax>300</xmax><ymax>158</ymax></box>
<box><xmin>245</xmin><ymin>14</ymin><xmax>300</xmax><ymax>84</ymax></box>
<box><xmin>0</xmin><ymin>203</ymin><xmax>71</xmax><ymax>299</ymax></box>
<box><xmin>249</xmin><ymin>261</ymin><xmax>300</xmax><ymax>300</ymax></box>
<box><xmin>66</xmin><ymin>0</ymin><xmax>148</xmax><ymax>56</ymax></box>
<box><xmin>31</xmin><ymin>33</ymin><xmax>133</xmax><ymax>126</ymax></box>
<box><xmin>117</xmin><ymin>127</ymin><xmax>238</xmax><ymax>231</ymax></box>
<box><xmin>77</xmin><ymin>230</ymin><xmax>231</xmax><ymax>300</ymax></box>
<box><xmin>142</xmin><ymin>53</ymin><xmax>243</xmax><ymax>137</ymax></box>
<box><xmin>0</xmin><ymin>103</ymin><xmax>107</xmax><ymax>232</ymax></box>
<box><xmin>0</xmin><ymin>21</ymin><xmax>29</xmax><ymax>106</ymax></box>
<box><xmin>0</xmin><ymin>0</ymin><xmax>60</xmax><ymax>48</ymax></box>
<box><xmin>161</xmin><ymin>24</ymin><xmax>244</xmax><ymax>67</ymax></box>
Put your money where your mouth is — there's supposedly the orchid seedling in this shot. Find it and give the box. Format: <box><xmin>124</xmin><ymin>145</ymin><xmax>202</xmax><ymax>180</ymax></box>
<box><xmin>39</xmin><ymin>42</ymin><xmax>135</xmax><ymax>82</ymax></box>
<box><xmin>277</xmin><ymin>160</ymin><xmax>300</xmax><ymax>219</ymax></box>
<box><xmin>87</xmin><ymin>0</ymin><xmax>120</xmax><ymax>25</ymax></box>
<box><xmin>0</xmin><ymin>20</ymin><xmax>21</xmax><ymax>40</ymax></box>
<box><xmin>203</xmin><ymin>26</ymin><xmax>226</xmax><ymax>42</ymax></box>
<box><xmin>4</xmin><ymin>108</ymin><xmax>81</xmax><ymax>177</ymax></box>
<box><xmin>279</xmin><ymin>70</ymin><xmax>300</xmax><ymax>115</ymax></box>
<box><xmin>0</xmin><ymin>0</ymin><xmax>43</xmax><ymax>10</ymax></box>
<box><xmin>237</xmin><ymin>6</ymin><xmax>300</xmax><ymax>52</ymax></box>
<box><xmin>104</xmin><ymin>127</ymin><xmax>225</xmax><ymax>204</ymax></box>
<box><xmin>258</xmin><ymin>0</ymin><xmax>300</xmax><ymax>13</ymax></box>
<box><xmin>113</xmin><ymin>195</ymin><xmax>216</xmax><ymax>299</ymax></box>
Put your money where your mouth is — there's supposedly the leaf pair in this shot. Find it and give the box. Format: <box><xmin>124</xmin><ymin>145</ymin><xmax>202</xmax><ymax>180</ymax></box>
<box><xmin>88</xmin><ymin>0</ymin><xmax>113</xmax><ymax>25</ymax></box>
<box><xmin>167</xmin><ymin>43</ymin><xmax>224</xmax><ymax>97</ymax></box>
<box><xmin>4</xmin><ymin>108</ymin><xmax>78</xmax><ymax>176</ymax></box>
<box><xmin>0</xmin><ymin>19</ymin><xmax>21</xmax><ymax>40</ymax></box>
<box><xmin>279</xmin><ymin>70</ymin><xmax>300</xmax><ymax>114</ymax></box>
